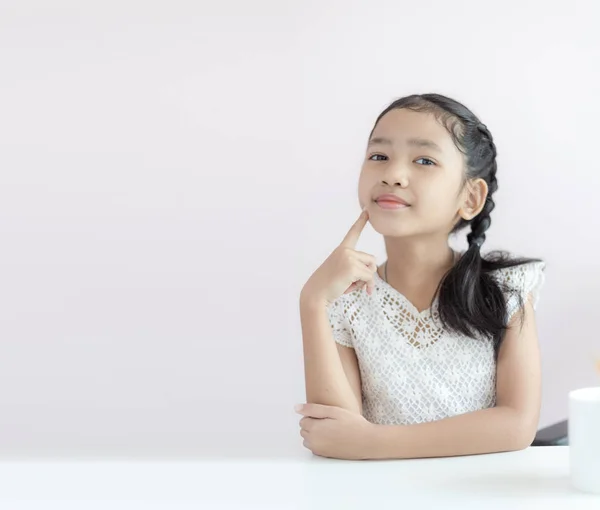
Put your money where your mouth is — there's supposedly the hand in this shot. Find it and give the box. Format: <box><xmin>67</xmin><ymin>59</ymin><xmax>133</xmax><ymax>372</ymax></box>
<box><xmin>300</xmin><ymin>209</ymin><xmax>378</xmax><ymax>307</ymax></box>
<box><xmin>295</xmin><ymin>403</ymin><xmax>378</xmax><ymax>460</ymax></box>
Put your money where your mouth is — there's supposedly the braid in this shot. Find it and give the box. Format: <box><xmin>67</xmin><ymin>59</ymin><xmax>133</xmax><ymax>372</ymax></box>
<box><xmin>467</xmin><ymin>123</ymin><xmax>498</xmax><ymax>249</ymax></box>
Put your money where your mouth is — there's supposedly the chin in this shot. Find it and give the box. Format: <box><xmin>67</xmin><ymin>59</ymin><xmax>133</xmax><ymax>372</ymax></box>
<box><xmin>372</xmin><ymin>226</ymin><xmax>416</xmax><ymax>237</ymax></box>
<box><xmin>368</xmin><ymin>203</ymin><xmax>410</xmax><ymax>233</ymax></box>
<box><xmin>368</xmin><ymin>215</ymin><xmax>418</xmax><ymax>237</ymax></box>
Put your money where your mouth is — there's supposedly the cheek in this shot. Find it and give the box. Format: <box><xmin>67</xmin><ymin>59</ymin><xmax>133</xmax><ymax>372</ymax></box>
<box><xmin>357</xmin><ymin>171</ymin><xmax>373</xmax><ymax>207</ymax></box>
<box><xmin>415</xmin><ymin>176</ymin><xmax>462</xmax><ymax>213</ymax></box>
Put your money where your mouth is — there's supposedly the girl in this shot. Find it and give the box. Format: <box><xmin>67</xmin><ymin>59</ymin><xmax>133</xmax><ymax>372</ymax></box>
<box><xmin>296</xmin><ymin>93</ymin><xmax>545</xmax><ymax>460</ymax></box>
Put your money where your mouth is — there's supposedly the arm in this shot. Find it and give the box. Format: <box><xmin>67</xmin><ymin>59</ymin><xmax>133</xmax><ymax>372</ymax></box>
<box><xmin>300</xmin><ymin>295</ymin><xmax>362</xmax><ymax>414</ymax></box>
<box><xmin>336</xmin><ymin>343</ymin><xmax>363</xmax><ymax>414</ymax></box>
<box><xmin>370</xmin><ymin>294</ymin><xmax>541</xmax><ymax>459</ymax></box>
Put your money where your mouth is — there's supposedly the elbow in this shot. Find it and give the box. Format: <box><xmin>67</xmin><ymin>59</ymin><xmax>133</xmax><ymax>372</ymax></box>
<box><xmin>511</xmin><ymin>432</ymin><xmax>535</xmax><ymax>452</ymax></box>
<box><xmin>509</xmin><ymin>415</ymin><xmax>539</xmax><ymax>451</ymax></box>
<box><xmin>521</xmin><ymin>425</ymin><xmax>539</xmax><ymax>450</ymax></box>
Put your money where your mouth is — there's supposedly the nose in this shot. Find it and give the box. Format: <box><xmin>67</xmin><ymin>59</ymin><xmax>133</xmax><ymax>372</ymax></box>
<box><xmin>381</xmin><ymin>162</ymin><xmax>409</xmax><ymax>188</ymax></box>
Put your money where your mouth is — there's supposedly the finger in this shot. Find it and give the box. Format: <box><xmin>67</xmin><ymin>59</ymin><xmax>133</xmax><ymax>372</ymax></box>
<box><xmin>367</xmin><ymin>279</ymin><xmax>375</xmax><ymax>295</ymax></box>
<box><xmin>343</xmin><ymin>283</ymin><xmax>358</xmax><ymax>294</ymax></box>
<box><xmin>362</xmin><ymin>264</ymin><xmax>377</xmax><ymax>293</ymax></box>
<box><xmin>340</xmin><ymin>209</ymin><xmax>369</xmax><ymax>248</ymax></box>
<box><xmin>343</xmin><ymin>280</ymin><xmax>366</xmax><ymax>295</ymax></box>
<box><xmin>301</xmin><ymin>417</ymin><xmax>318</xmax><ymax>431</ymax></box>
<box><xmin>353</xmin><ymin>265</ymin><xmax>376</xmax><ymax>285</ymax></box>
<box><xmin>358</xmin><ymin>279</ymin><xmax>370</xmax><ymax>294</ymax></box>
<box><xmin>344</xmin><ymin>266</ymin><xmax>375</xmax><ymax>294</ymax></box>
<box><xmin>351</xmin><ymin>255</ymin><xmax>377</xmax><ymax>290</ymax></box>
<box><xmin>295</xmin><ymin>403</ymin><xmax>342</xmax><ymax>419</ymax></box>
<box><xmin>360</xmin><ymin>278</ymin><xmax>375</xmax><ymax>296</ymax></box>
<box><xmin>353</xmin><ymin>251</ymin><xmax>377</xmax><ymax>269</ymax></box>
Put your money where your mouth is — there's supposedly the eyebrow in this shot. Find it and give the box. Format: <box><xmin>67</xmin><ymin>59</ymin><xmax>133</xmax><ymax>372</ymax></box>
<box><xmin>368</xmin><ymin>136</ymin><xmax>443</xmax><ymax>153</ymax></box>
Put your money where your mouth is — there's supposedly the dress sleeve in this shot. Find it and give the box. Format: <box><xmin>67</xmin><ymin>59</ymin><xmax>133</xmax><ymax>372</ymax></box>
<box><xmin>498</xmin><ymin>261</ymin><xmax>546</xmax><ymax>322</ymax></box>
<box><xmin>326</xmin><ymin>296</ymin><xmax>353</xmax><ymax>348</ymax></box>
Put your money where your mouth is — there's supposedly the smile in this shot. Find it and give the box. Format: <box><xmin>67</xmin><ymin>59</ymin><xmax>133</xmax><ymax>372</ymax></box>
<box><xmin>375</xmin><ymin>200</ymin><xmax>410</xmax><ymax>210</ymax></box>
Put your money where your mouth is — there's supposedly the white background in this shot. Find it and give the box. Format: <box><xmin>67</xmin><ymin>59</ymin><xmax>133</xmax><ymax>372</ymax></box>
<box><xmin>0</xmin><ymin>0</ymin><xmax>598</xmax><ymax>458</ymax></box>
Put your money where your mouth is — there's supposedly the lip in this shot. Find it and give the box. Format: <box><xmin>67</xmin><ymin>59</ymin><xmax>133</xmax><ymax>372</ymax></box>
<box><xmin>374</xmin><ymin>193</ymin><xmax>410</xmax><ymax>207</ymax></box>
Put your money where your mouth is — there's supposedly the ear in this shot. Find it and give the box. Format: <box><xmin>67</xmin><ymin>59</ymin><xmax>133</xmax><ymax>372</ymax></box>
<box><xmin>459</xmin><ymin>178</ymin><xmax>488</xmax><ymax>221</ymax></box>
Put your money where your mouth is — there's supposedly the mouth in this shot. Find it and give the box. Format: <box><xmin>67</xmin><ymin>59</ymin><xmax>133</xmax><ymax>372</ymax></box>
<box><xmin>373</xmin><ymin>194</ymin><xmax>411</xmax><ymax>210</ymax></box>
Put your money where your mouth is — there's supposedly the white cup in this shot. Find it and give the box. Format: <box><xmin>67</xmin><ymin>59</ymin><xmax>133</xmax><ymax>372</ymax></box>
<box><xmin>569</xmin><ymin>387</ymin><xmax>600</xmax><ymax>494</ymax></box>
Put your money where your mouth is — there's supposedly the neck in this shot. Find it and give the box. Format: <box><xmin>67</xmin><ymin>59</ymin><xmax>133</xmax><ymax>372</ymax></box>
<box><xmin>383</xmin><ymin>235</ymin><xmax>455</xmax><ymax>287</ymax></box>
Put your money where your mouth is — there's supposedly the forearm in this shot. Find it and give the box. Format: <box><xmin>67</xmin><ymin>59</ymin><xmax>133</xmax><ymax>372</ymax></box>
<box><xmin>371</xmin><ymin>406</ymin><xmax>537</xmax><ymax>460</ymax></box>
<box><xmin>299</xmin><ymin>296</ymin><xmax>361</xmax><ymax>414</ymax></box>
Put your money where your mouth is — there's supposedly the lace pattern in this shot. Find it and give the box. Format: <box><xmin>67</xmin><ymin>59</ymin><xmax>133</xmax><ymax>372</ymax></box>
<box><xmin>327</xmin><ymin>261</ymin><xmax>545</xmax><ymax>425</ymax></box>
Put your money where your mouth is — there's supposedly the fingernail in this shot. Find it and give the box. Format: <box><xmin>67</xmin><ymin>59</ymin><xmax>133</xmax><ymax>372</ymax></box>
<box><xmin>294</xmin><ymin>404</ymin><xmax>303</xmax><ymax>412</ymax></box>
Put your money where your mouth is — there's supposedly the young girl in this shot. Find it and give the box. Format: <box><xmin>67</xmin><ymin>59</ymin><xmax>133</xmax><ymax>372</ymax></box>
<box><xmin>296</xmin><ymin>93</ymin><xmax>545</xmax><ymax>460</ymax></box>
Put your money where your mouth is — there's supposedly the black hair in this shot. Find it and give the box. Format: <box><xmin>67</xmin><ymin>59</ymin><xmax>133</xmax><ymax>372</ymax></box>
<box><xmin>370</xmin><ymin>93</ymin><xmax>542</xmax><ymax>355</ymax></box>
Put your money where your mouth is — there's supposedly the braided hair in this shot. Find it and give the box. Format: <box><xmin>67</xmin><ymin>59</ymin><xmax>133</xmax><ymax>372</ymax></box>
<box><xmin>369</xmin><ymin>94</ymin><xmax>541</xmax><ymax>354</ymax></box>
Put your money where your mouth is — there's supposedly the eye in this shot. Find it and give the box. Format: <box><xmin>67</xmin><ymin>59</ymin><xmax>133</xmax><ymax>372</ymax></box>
<box><xmin>415</xmin><ymin>157</ymin><xmax>436</xmax><ymax>166</ymax></box>
<box><xmin>368</xmin><ymin>153</ymin><xmax>388</xmax><ymax>162</ymax></box>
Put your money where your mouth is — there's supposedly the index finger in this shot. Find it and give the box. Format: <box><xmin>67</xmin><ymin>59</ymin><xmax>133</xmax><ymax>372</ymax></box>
<box><xmin>340</xmin><ymin>209</ymin><xmax>369</xmax><ymax>248</ymax></box>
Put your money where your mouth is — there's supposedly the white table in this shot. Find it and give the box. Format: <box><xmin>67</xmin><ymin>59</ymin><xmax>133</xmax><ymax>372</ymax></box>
<box><xmin>0</xmin><ymin>446</ymin><xmax>597</xmax><ymax>508</ymax></box>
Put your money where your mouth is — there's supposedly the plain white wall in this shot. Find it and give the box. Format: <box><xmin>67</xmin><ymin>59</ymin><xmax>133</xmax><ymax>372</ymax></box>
<box><xmin>0</xmin><ymin>0</ymin><xmax>599</xmax><ymax>458</ymax></box>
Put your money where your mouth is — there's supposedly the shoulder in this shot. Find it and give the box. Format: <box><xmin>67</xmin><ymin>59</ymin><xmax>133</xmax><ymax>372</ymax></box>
<box><xmin>490</xmin><ymin>258</ymin><xmax>545</xmax><ymax>295</ymax></box>
<box><xmin>326</xmin><ymin>291</ymin><xmax>365</xmax><ymax>348</ymax></box>
<box><xmin>326</xmin><ymin>286</ymin><xmax>378</xmax><ymax>334</ymax></box>
<box><xmin>487</xmin><ymin>254</ymin><xmax>546</xmax><ymax>320</ymax></box>
<box><xmin>327</xmin><ymin>287</ymin><xmax>373</xmax><ymax>321</ymax></box>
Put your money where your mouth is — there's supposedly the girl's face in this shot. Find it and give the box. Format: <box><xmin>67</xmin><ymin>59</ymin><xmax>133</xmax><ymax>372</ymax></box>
<box><xmin>359</xmin><ymin>108</ymin><xmax>478</xmax><ymax>238</ymax></box>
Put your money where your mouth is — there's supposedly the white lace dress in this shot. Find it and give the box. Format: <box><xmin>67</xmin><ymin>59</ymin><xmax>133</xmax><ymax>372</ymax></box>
<box><xmin>327</xmin><ymin>260</ymin><xmax>546</xmax><ymax>425</ymax></box>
